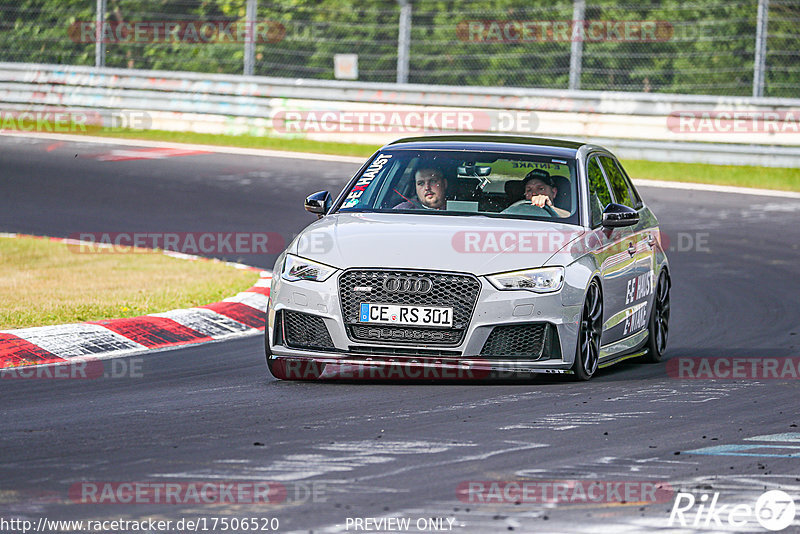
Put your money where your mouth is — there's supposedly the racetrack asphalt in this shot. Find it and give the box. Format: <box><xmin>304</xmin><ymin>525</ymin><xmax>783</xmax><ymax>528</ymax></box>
<box><xmin>1</xmin><ymin>134</ymin><xmax>799</xmax><ymax>533</ymax></box>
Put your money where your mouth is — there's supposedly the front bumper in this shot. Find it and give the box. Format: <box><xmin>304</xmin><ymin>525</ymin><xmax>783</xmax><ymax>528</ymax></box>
<box><xmin>267</xmin><ymin>269</ymin><xmax>582</xmax><ymax>379</ymax></box>
<box><xmin>267</xmin><ymin>353</ymin><xmax>574</xmax><ymax>381</ymax></box>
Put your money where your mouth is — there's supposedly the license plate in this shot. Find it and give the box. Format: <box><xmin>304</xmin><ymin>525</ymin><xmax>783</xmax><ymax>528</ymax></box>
<box><xmin>359</xmin><ymin>303</ymin><xmax>453</xmax><ymax>327</ymax></box>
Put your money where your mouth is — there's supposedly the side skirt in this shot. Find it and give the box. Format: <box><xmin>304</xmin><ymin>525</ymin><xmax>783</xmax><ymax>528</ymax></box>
<box><xmin>598</xmin><ymin>349</ymin><xmax>648</xmax><ymax>369</ymax></box>
<box><xmin>598</xmin><ymin>329</ymin><xmax>649</xmax><ymax>369</ymax></box>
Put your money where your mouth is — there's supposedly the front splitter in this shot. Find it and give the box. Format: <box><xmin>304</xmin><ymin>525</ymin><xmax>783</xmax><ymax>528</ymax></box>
<box><xmin>267</xmin><ymin>354</ymin><xmax>574</xmax><ymax>381</ymax></box>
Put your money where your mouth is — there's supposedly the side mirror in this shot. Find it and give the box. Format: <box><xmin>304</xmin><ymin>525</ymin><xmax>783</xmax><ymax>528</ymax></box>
<box><xmin>602</xmin><ymin>203</ymin><xmax>639</xmax><ymax>228</ymax></box>
<box><xmin>304</xmin><ymin>191</ymin><xmax>332</xmax><ymax>218</ymax></box>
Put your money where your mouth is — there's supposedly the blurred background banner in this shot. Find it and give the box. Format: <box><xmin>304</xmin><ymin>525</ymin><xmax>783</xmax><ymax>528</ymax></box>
<box><xmin>0</xmin><ymin>0</ymin><xmax>797</xmax><ymax>98</ymax></box>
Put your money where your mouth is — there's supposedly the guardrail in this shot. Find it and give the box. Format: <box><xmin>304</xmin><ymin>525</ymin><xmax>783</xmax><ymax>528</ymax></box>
<box><xmin>1</xmin><ymin>62</ymin><xmax>799</xmax><ymax>167</ymax></box>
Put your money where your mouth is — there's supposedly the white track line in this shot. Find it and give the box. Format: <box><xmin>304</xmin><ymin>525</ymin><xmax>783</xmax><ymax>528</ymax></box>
<box><xmin>2</xmin><ymin>131</ymin><xmax>798</xmax><ymax>198</ymax></box>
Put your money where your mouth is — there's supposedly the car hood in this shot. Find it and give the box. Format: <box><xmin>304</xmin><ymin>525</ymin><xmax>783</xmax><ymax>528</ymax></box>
<box><xmin>289</xmin><ymin>212</ymin><xmax>586</xmax><ymax>275</ymax></box>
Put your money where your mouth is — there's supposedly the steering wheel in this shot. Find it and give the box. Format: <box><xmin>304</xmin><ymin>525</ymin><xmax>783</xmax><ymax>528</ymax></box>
<box><xmin>504</xmin><ymin>199</ymin><xmax>558</xmax><ymax>217</ymax></box>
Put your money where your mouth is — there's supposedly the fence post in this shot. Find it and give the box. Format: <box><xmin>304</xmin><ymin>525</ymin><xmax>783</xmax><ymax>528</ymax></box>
<box><xmin>753</xmin><ymin>0</ymin><xmax>769</xmax><ymax>97</ymax></box>
<box><xmin>244</xmin><ymin>0</ymin><xmax>258</xmax><ymax>76</ymax></box>
<box><xmin>568</xmin><ymin>0</ymin><xmax>585</xmax><ymax>90</ymax></box>
<box><xmin>397</xmin><ymin>0</ymin><xmax>412</xmax><ymax>84</ymax></box>
<box><xmin>95</xmin><ymin>0</ymin><xmax>106</xmax><ymax>68</ymax></box>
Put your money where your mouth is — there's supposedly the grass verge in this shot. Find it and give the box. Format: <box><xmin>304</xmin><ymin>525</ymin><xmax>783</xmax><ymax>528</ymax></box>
<box><xmin>85</xmin><ymin>126</ymin><xmax>379</xmax><ymax>158</ymax></box>
<box><xmin>0</xmin><ymin>236</ymin><xmax>259</xmax><ymax>329</ymax></box>
<box><xmin>83</xmin><ymin>127</ymin><xmax>800</xmax><ymax>192</ymax></box>
<box><xmin>623</xmin><ymin>160</ymin><xmax>800</xmax><ymax>192</ymax></box>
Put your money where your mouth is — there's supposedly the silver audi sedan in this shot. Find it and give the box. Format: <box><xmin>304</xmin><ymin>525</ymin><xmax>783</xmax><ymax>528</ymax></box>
<box><xmin>265</xmin><ymin>136</ymin><xmax>670</xmax><ymax>381</ymax></box>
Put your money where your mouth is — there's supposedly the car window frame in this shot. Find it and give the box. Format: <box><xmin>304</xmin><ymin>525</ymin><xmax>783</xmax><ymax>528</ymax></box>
<box><xmin>586</xmin><ymin>153</ymin><xmax>615</xmax><ymax>229</ymax></box>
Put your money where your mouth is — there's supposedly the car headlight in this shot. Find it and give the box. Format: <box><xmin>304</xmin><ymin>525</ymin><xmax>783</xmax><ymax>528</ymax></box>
<box><xmin>281</xmin><ymin>254</ymin><xmax>337</xmax><ymax>282</ymax></box>
<box><xmin>487</xmin><ymin>266</ymin><xmax>565</xmax><ymax>293</ymax></box>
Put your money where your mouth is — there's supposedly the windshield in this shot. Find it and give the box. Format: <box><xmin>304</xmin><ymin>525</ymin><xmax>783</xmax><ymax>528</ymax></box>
<box><xmin>334</xmin><ymin>149</ymin><xmax>580</xmax><ymax>225</ymax></box>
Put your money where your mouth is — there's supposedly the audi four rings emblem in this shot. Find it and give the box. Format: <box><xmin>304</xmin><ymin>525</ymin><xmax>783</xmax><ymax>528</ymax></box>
<box><xmin>383</xmin><ymin>277</ymin><xmax>433</xmax><ymax>294</ymax></box>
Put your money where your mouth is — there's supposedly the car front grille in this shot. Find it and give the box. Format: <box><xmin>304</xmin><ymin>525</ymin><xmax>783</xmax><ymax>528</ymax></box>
<box><xmin>348</xmin><ymin>324</ymin><xmax>463</xmax><ymax>344</ymax></box>
<box><xmin>348</xmin><ymin>346</ymin><xmax>462</xmax><ymax>358</ymax></box>
<box><xmin>339</xmin><ymin>269</ymin><xmax>481</xmax><ymax>346</ymax></box>
<box><xmin>480</xmin><ymin>323</ymin><xmax>556</xmax><ymax>360</ymax></box>
<box><xmin>281</xmin><ymin>310</ymin><xmax>335</xmax><ymax>350</ymax></box>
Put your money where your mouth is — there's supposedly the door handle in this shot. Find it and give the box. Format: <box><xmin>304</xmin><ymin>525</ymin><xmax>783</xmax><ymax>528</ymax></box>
<box><xmin>627</xmin><ymin>242</ymin><xmax>636</xmax><ymax>256</ymax></box>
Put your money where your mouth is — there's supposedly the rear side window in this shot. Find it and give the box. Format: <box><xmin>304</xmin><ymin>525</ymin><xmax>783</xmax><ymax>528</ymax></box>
<box><xmin>587</xmin><ymin>157</ymin><xmax>612</xmax><ymax>227</ymax></box>
<box><xmin>599</xmin><ymin>156</ymin><xmax>639</xmax><ymax>209</ymax></box>
<box><xmin>615</xmin><ymin>160</ymin><xmax>643</xmax><ymax>208</ymax></box>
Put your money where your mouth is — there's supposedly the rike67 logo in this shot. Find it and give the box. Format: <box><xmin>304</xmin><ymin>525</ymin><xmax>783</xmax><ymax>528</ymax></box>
<box><xmin>669</xmin><ymin>490</ymin><xmax>796</xmax><ymax>531</ymax></box>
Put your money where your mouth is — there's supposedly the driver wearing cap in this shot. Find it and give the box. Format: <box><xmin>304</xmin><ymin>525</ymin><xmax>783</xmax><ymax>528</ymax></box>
<box><xmin>522</xmin><ymin>169</ymin><xmax>570</xmax><ymax>217</ymax></box>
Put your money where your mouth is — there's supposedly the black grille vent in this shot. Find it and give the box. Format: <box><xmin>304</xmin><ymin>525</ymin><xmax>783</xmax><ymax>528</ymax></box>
<box><xmin>480</xmin><ymin>323</ymin><xmax>551</xmax><ymax>359</ymax></box>
<box><xmin>339</xmin><ymin>269</ymin><xmax>481</xmax><ymax>346</ymax></box>
<box><xmin>282</xmin><ymin>310</ymin><xmax>335</xmax><ymax>350</ymax></box>
<box><xmin>273</xmin><ymin>310</ymin><xmax>284</xmax><ymax>345</ymax></box>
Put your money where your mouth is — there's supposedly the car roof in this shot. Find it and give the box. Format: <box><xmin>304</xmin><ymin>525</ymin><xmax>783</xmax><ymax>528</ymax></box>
<box><xmin>384</xmin><ymin>135</ymin><xmax>586</xmax><ymax>159</ymax></box>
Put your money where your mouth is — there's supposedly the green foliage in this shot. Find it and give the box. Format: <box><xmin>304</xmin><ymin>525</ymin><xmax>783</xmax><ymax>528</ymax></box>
<box><xmin>0</xmin><ymin>0</ymin><xmax>95</xmax><ymax>65</ymax></box>
<box><xmin>0</xmin><ymin>0</ymin><xmax>796</xmax><ymax>96</ymax></box>
<box><xmin>764</xmin><ymin>0</ymin><xmax>800</xmax><ymax>97</ymax></box>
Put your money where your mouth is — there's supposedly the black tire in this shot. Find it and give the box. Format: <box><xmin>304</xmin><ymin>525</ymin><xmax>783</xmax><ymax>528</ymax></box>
<box><xmin>572</xmin><ymin>279</ymin><xmax>603</xmax><ymax>381</ymax></box>
<box><xmin>642</xmin><ymin>270</ymin><xmax>670</xmax><ymax>363</ymax></box>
